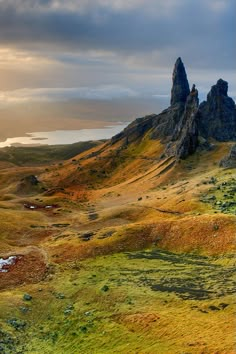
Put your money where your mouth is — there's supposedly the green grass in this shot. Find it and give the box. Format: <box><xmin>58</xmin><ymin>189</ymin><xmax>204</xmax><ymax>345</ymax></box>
<box><xmin>199</xmin><ymin>173</ymin><xmax>236</xmax><ymax>215</ymax></box>
<box><xmin>0</xmin><ymin>249</ymin><xmax>234</xmax><ymax>353</ymax></box>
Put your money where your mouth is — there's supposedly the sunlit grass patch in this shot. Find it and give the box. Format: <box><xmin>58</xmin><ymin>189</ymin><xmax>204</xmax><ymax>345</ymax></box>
<box><xmin>0</xmin><ymin>249</ymin><xmax>234</xmax><ymax>353</ymax></box>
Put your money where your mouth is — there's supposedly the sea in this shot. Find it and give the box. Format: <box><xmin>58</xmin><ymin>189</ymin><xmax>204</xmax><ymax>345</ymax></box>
<box><xmin>0</xmin><ymin>122</ymin><xmax>130</xmax><ymax>148</ymax></box>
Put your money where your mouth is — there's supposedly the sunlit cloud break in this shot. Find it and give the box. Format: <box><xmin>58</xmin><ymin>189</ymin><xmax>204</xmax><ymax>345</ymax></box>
<box><xmin>0</xmin><ymin>86</ymin><xmax>139</xmax><ymax>106</ymax></box>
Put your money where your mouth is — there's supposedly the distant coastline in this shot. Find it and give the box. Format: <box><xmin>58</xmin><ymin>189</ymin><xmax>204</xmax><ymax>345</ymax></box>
<box><xmin>0</xmin><ymin>122</ymin><xmax>130</xmax><ymax>148</ymax></box>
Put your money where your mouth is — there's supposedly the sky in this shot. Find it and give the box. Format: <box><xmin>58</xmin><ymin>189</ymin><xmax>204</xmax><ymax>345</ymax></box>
<box><xmin>0</xmin><ymin>0</ymin><xmax>235</xmax><ymax>117</ymax></box>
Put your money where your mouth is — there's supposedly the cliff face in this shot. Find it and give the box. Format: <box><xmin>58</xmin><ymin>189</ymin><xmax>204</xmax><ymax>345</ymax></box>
<box><xmin>111</xmin><ymin>58</ymin><xmax>236</xmax><ymax>159</ymax></box>
<box><xmin>151</xmin><ymin>57</ymin><xmax>190</xmax><ymax>142</ymax></box>
<box><xmin>172</xmin><ymin>86</ymin><xmax>199</xmax><ymax>158</ymax></box>
<box><xmin>198</xmin><ymin>79</ymin><xmax>236</xmax><ymax>141</ymax></box>
<box><xmin>111</xmin><ymin>57</ymin><xmax>189</xmax><ymax>146</ymax></box>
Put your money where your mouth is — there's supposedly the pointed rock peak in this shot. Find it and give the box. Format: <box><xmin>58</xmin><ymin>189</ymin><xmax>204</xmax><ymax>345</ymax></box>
<box><xmin>188</xmin><ymin>84</ymin><xmax>199</xmax><ymax>104</ymax></box>
<box><xmin>199</xmin><ymin>78</ymin><xmax>236</xmax><ymax>141</ymax></box>
<box><xmin>206</xmin><ymin>79</ymin><xmax>229</xmax><ymax>104</ymax></box>
<box><xmin>170</xmin><ymin>58</ymin><xmax>190</xmax><ymax>106</ymax></box>
<box><xmin>191</xmin><ymin>84</ymin><xmax>196</xmax><ymax>93</ymax></box>
<box><xmin>176</xmin><ymin>57</ymin><xmax>184</xmax><ymax>66</ymax></box>
<box><xmin>210</xmin><ymin>78</ymin><xmax>228</xmax><ymax>97</ymax></box>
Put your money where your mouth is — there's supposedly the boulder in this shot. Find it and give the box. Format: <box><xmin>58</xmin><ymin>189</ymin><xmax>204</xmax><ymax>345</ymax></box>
<box><xmin>220</xmin><ymin>144</ymin><xmax>236</xmax><ymax>168</ymax></box>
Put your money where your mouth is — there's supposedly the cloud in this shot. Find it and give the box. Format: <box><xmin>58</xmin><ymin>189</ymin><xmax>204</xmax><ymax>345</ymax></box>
<box><xmin>0</xmin><ymin>0</ymin><xmax>234</xmax><ymax>71</ymax></box>
<box><xmin>0</xmin><ymin>85</ymin><xmax>138</xmax><ymax>106</ymax></box>
<box><xmin>0</xmin><ymin>0</ymin><xmax>235</xmax><ymax>104</ymax></box>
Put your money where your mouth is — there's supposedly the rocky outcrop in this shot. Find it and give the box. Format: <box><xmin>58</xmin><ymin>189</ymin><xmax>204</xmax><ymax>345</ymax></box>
<box><xmin>150</xmin><ymin>103</ymin><xmax>185</xmax><ymax>142</ymax></box>
<box><xmin>174</xmin><ymin>86</ymin><xmax>199</xmax><ymax>158</ymax></box>
<box><xmin>111</xmin><ymin>114</ymin><xmax>155</xmax><ymax>145</ymax></box>
<box><xmin>110</xmin><ymin>59</ymin><xmax>236</xmax><ymax>160</ymax></box>
<box><xmin>165</xmin><ymin>85</ymin><xmax>199</xmax><ymax>158</ymax></box>
<box><xmin>150</xmin><ymin>57</ymin><xmax>190</xmax><ymax>142</ymax></box>
<box><xmin>220</xmin><ymin>144</ymin><xmax>236</xmax><ymax>168</ymax></box>
<box><xmin>16</xmin><ymin>175</ymin><xmax>41</xmax><ymax>195</ymax></box>
<box><xmin>111</xmin><ymin>57</ymin><xmax>189</xmax><ymax>146</ymax></box>
<box><xmin>170</xmin><ymin>57</ymin><xmax>190</xmax><ymax>106</ymax></box>
<box><xmin>23</xmin><ymin>175</ymin><xmax>39</xmax><ymax>186</ymax></box>
<box><xmin>198</xmin><ymin>79</ymin><xmax>236</xmax><ymax>141</ymax></box>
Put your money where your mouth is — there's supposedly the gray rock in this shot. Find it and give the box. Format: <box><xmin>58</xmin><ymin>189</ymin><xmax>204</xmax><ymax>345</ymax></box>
<box><xmin>111</xmin><ymin>58</ymin><xmax>190</xmax><ymax>148</ymax></box>
<box><xmin>111</xmin><ymin>114</ymin><xmax>155</xmax><ymax>145</ymax></box>
<box><xmin>151</xmin><ymin>103</ymin><xmax>185</xmax><ymax>142</ymax></box>
<box><xmin>22</xmin><ymin>175</ymin><xmax>39</xmax><ymax>186</ymax></box>
<box><xmin>165</xmin><ymin>85</ymin><xmax>199</xmax><ymax>159</ymax></box>
<box><xmin>198</xmin><ymin>79</ymin><xmax>236</xmax><ymax>141</ymax></box>
<box><xmin>23</xmin><ymin>294</ymin><xmax>32</xmax><ymax>301</ymax></box>
<box><xmin>174</xmin><ymin>86</ymin><xmax>199</xmax><ymax>158</ymax></box>
<box><xmin>170</xmin><ymin>57</ymin><xmax>190</xmax><ymax>106</ymax></box>
<box><xmin>110</xmin><ymin>59</ymin><xmax>236</xmax><ymax>161</ymax></box>
<box><xmin>7</xmin><ymin>318</ymin><xmax>27</xmax><ymax>330</ymax></box>
<box><xmin>220</xmin><ymin>144</ymin><xmax>236</xmax><ymax>168</ymax></box>
<box><xmin>101</xmin><ymin>285</ymin><xmax>109</xmax><ymax>292</ymax></box>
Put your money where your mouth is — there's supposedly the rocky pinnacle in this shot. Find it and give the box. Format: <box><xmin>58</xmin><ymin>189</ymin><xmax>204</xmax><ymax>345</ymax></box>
<box><xmin>198</xmin><ymin>79</ymin><xmax>236</xmax><ymax>141</ymax></box>
<box><xmin>170</xmin><ymin>57</ymin><xmax>190</xmax><ymax>106</ymax></box>
<box><xmin>111</xmin><ymin>58</ymin><xmax>236</xmax><ymax>160</ymax></box>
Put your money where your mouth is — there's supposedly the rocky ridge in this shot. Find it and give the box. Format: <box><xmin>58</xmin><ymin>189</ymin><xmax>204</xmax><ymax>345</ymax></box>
<box><xmin>111</xmin><ymin>58</ymin><xmax>236</xmax><ymax>159</ymax></box>
<box><xmin>198</xmin><ymin>79</ymin><xmax>236</xmax><ymax>141</ymax></box>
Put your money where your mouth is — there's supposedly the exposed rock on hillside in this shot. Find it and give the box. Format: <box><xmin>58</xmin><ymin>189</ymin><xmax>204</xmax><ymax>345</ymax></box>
<box><xmin>111</xmin><ymin>57</ymin><xmax>190</xmax><ymax>146</ymax></box>
<box><xmin>170</xmin><ymin>57</ymin><xmax>190</xmax><ymax>106</ymax></box>
<box><xmin>220</xmin><ymin>144</ymin><xmax>236</xmax><ymax>168</ymax></box>
<box><xmin>198</xmin><ymin>79</ymin><xmax>236</xmax><ymax>141</ymax></box>
<box><xmin>111</xmin><ymin>114</ymin><xmax>155</xmax><ymax>145</ymax></box>
<box><xmin>150</xmin><ymin>103</ymin><xmax>185</xmax><ymax>142</ymax></box>
<box><xmin>23</xmin><ymin>175</ymin><xmax>39</xmax><ymax>186</ymax></box>
<box><xmin>144</xmin><ymin>57</ymin><xmax>192</xmax><ymax>143</ymax></box>
<box><xmin>16</xmin><ymin>174</ymin><xmax>42</xmax><ymax>195</ymax></box>
<box><xmin>168</xmin><ymin>85</ymin><xmax>199</xmax><ymax>159</ymax></box>
<box><xmin>111</xmin><ymin>59</ymin><xmax>236</xmax><ymax>160</ymax></box>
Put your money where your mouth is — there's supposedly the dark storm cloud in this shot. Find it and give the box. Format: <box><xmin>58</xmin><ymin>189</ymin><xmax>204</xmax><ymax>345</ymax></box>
<box><xmin>0</xmin><ymin>0</ymin><xmax>235</xmax><ymax>70</ymax></box>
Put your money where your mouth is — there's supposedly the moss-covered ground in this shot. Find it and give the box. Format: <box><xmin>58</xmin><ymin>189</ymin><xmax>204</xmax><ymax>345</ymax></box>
<box><xmin>0</xmin><ymin>250</ymin><xmax>235</xmax><ymax>354</ymax></box>
<box><xmin>0</xmin><ymin>140</ymin><xmax>235</xmax><ymax>353</ymax></box>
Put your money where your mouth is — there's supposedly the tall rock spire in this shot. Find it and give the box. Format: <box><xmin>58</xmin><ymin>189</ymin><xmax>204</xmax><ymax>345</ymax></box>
<box><xmin>111</xmin><ymin>58</ymin><xmax>236</xmax><ymax>161</ymax></box>
<box><xmin>170</xmin><ymin>57</ymin><xmax>190</xmax><ymax>106</ymax></box>
<box><xmin>198</xmin><ymin>79</ymin><xmax>236</xmax><ymax>141</ymax></box>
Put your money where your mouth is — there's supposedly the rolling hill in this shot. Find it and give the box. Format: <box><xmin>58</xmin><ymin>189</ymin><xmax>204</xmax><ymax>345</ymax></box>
<box><xmin>0</xmin><ymin>58</ymin><xmax>235</xmax><ymax>354</ymax></box>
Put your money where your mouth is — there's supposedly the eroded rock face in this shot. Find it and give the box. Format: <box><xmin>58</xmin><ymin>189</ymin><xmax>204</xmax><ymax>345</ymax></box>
<box><xmin>111</xmin><ymin>114</ymin><xmax>155</xmax><ymax>145</ymax></box>
<box><xmin>174</xmin><ymin>86</ymin><xmax>199</xmax><ymax>158</ymax></box>
<box><xmin>112</xmin><ymin>57</ymin><xmax>190</xmax><ymax>146</ymax></box>
<box><xmin>170</xmin><ymin>57</ymin><xmax>190</xmax><ymax>106</ymax></box>
<box><xmin>198</xmin><ymin>79</ymin><xmax>236</xmax><ymax>141</ymax></box>
<box><xmin>110</xmin><ymin>59</ymin><xmax>236</xmax><ymax>160</ymax></box>
<box><xmin>220</xmin><ymin>144</ymin><xmax>236</xmax><ymax>168</ymax></box>
<box><xmin>150</xmin><ymin>103</ymin><xmax>185</xmax><ymax>142</ymax></box>
<box><xmin>165</xmin><ymin>85</ymin><xmax>199</xmax><ymax>158</ymax></box>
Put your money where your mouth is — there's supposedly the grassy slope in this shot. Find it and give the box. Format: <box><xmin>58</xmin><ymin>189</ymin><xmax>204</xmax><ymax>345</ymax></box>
<box><xmin>0</xmin><ymin>139</ymin><xmax>235</xmax><ymax>353</ymax></box>
<box><xmin>0</xmin><ymin>251</ymin><xmax>235</xmax><ymax>354</ymax></box>
<box><xmin>0</xmin><ymin>141</ymin><xmax>103</xmax><ymax>166</ymax></box>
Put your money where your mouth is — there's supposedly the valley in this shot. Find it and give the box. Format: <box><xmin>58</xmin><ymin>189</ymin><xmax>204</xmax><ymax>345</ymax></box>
<box><xmin>0</xmin><ymin>137</ymin><xmax>235</xmax><ymax>353</ymax></box>
<box><xmin>0</xmin><ymin>58</ymin><xmax>235</xmax><ymax>353</ymax></box>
